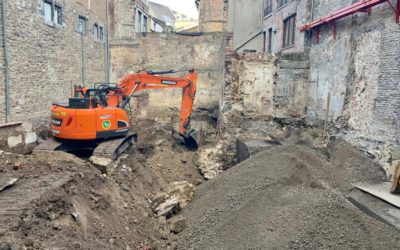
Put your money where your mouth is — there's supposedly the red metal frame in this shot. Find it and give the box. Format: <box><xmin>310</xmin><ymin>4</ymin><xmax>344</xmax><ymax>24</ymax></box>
<box><xmin>300</xmin><ymin>0</ymin><xmax>400</xmax><ymax>34</ymax></box>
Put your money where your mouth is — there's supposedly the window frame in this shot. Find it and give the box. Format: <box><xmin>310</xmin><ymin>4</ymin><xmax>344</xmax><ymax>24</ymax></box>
<box><xmin>277</xmin><ymin>0</ymin><xmax>290</xmax><ymax>10</ymax></box>
<box><xmin>282</xmin><ymin>14</ymin><xmax>296</xmax><ymax>49</ymax></box>
<box><xmin>137</xmin><ymin>10</ymin><xmax>143</xmax><ymax>32</ymax></box>
<box><xmin>77</xmin><ymin>15</ymin><xmax>87</xmax><ymax>35</ymax></box>
<box><xmin>268</xmin><ymin>28</ymin><xmax>273</xmax><ymax>52</ymax></box>
<box><xmin>93</xmin><ymin>23</ymin><xmax>104</xmax><ymax>42</ymax></box>
<box><xmin>263</xmin><ymin>0</ymin><xmax>273</xmax><ymax>18</ymax></box>
<box><xmin>143</xmin><ymin>15</ymin><xmax>148</xmax><ymax>32</ymax></box>
<box><xmin>43</xmin><ymin>0</ymin><xmax>63</xmax><ymax>27</ymax></box>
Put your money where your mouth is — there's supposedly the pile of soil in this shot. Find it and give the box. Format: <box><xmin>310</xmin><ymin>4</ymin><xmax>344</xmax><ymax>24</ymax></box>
<box><xmin>0</xmin><ymin>118</ymin><xmax>204</xmax><ymax>250</ymax></box>
<box><xmin>178</xmin><ymin>140</ymin><xmax>399</xmax><ymax>249</ymax></box>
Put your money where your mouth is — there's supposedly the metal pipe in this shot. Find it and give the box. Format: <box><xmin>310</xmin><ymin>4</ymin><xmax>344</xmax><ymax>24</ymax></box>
<box><xmin>105</xmin><ymin>0</ymin><xmax>110</xmax><ymax>83</ymax></box>
<box><xmin>2</xmin><ymin>0</ymin><xmax>10</xmax><ymax>122</ymax></box>
<box><xmin>311</xmin><ymin>0</ymin><xmax>315</xmax><ymax>21</ymax></box>
<box><xmin>81</xmin><ymin>18</ymin><xmax>86</xmax><ymax>86</ymax></box>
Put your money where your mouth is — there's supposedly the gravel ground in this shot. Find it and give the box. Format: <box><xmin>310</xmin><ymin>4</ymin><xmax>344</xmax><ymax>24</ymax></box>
<box><xmin>178</xmin><ymin>141</ymin><xmax>400</xmax><ymax>249</ymax></box>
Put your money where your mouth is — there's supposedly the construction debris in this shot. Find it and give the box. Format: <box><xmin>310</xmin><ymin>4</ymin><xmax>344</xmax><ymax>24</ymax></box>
<box><xmin>0</xmin><ymin>175</ymin><xmax>17</xmax><ymax>192</ymax></box>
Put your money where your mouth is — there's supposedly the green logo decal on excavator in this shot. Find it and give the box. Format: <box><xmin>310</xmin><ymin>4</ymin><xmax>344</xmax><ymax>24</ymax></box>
<box><xmin>102</xmin><ymin>120</ymin><xmax>111</xmax><ymax>129</ymax></box>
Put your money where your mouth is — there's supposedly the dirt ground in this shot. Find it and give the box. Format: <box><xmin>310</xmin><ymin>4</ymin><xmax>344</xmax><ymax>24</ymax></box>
<box><xmin>178</xmin><ymin>140</ymin><xmax>399</xmax><ymax>249</ymax></box>
<box><xmin>0</xmin><ymin>119</ymin><xmax>204</xmax><ymax>250</ymax></box>
<box><xmin>0</xmin><ymin>118</ymin><xmax>399</xmax><ymax>249</ymax></box>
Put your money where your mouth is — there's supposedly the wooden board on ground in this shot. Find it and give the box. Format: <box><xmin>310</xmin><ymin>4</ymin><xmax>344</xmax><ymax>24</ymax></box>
<box><xmin>354</xmin><ymin>182</ymin><xmax>400</xmax><ymax>208</ymax></box>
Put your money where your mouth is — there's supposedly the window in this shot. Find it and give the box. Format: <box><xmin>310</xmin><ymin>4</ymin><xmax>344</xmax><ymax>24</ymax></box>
<box><xmin>268</xmin><ymin>28</ymin><xmax>273</xmax><ymax>52</ymax></box>
<box><xmin>43</xmin><ymin>1</ymin><xmax>63</xmax><ymax>25</ymax></box>
<box><xmin>99</xmin><ymin>26</ymin><xmax>104</xmax><ymax>41</ymax></box>
<box><xmin>283</xmin><ymin>14</ymin><xmax>296</xmax><ymax>48</ymax></box>
<box><xmin>277</xmin><ymin>0</ymin><xmax>289</xmax><ymax>9</ymax></box>
<box><xmin>143</xmin><ymin>16</ymin><xmax>148</xmax><ymax>32</ymax></box>
<box><xmin>78</xmin><ymin>16</ymin><xmax>86</xmax><ymax>34</ymax></box>
<box><xmin>93</xmin><ymin>24</ymin><xmax>104</xmax><ymax>42</ymax></box>
<box><xmin>137</xmin><ymin>11</ymin><xmax>142</xmax><ymax>32</ymax></box>
<box><xmin>44</xmin><ymin>1</ymin><xmax>52</xmax><ymax>23</ymax></box>
<box><xmin>264</xmin><ymin>0</ymin><xmax>273</xmax><ymax>17</ymax></box>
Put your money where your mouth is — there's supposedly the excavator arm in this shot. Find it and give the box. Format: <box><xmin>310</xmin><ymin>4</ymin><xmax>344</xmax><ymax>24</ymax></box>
<box><xmin>108</xmin><ymin>69</ymin><xmax>198</xmax><ymax>148</ymax></box>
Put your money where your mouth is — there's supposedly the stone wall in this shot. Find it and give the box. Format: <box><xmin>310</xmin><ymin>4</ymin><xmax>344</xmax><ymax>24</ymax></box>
<box><xmin>0</xmin><ymin>0</ymin><xmax>5</xmax><ymax>123</ymax></box>
<box><xmin>308</xmin><ymin>0</ymin><xmax>400</xmax><ymax>147</ymax></box>
<box><xmin>109</xmin><ymin>0</ymin><xmax>150</xmax><ymax>41</ymax></box>
<box><xmin>1</xmin><ymin>0</ymin><xmax>107</xmax><ymax>124</ymax></box>
<box><xmin>110</xmin><ymin>32</ymin><xmax>224</xmax><ymax>123</ymax></box>
<box><xmin>198</xmin><ymin>0</ymin><xmax>228</xmax><ymax>32</ymax></box>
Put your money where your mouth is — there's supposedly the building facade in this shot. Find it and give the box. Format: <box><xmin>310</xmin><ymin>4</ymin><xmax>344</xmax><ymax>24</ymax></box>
<box><xmin>0</xmin><ymin>0</ymin><xmax>108</xmax><ymax>124</ymax></box>
<box><xmin>110</xmin><ymin>0</ymin><xmax>151</xmax><ymax>41</ymax></box>
<box><xmin>262</xmin><ymin>0</ymin><xmax>311</xmax><ymax>53</ymax></box>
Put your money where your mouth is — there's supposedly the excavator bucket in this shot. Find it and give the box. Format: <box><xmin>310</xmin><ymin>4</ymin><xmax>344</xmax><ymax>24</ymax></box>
<box><xmin>182</xmin><ymin>129</ymin><xmax>199</xmax><ymax>150</ymax></box>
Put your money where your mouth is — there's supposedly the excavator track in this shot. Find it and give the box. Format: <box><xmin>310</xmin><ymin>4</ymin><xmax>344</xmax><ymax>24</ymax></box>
<box><xmin>92</xmin><ymin>132</ymin><xmax>137</xmax><ymax>160</ymax></box>
<box><xmin>33</xmin><ymin>132</ymin><xmax>137</xmax><ymax>160</ymax></box>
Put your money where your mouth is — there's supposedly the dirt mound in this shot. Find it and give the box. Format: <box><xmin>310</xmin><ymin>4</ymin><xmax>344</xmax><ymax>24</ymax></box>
<box><xmin>0</xmin><ymin>118</ymin><xmax>205</xmax><ymax>249</ymax></box>
<box><xmin>178</xmin><ymin>142</ymin><xmax>398</xmax><ymax>249</ymax></box>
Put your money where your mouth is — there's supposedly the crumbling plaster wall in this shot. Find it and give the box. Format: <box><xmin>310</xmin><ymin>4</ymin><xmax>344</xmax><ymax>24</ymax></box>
<box><xmin>2</xmin><ymin>0</ymin><xmax>106</xmax><ymax>124</ymax></box>
<box><xmin>308</xmin><ymin>0</ymin><xmax>400</xmax><ymax>146</ymax></box>
<box><xmin>220</xmin><ymin>34</ymin><xmax>309</xmax><ymax>162</ymax></box>
<box><xmin>110</xmin><ymin>32</ymin><xmax>224</xmax><ymax>122</ymax></box>
<box><xmin>221</xmin><ymin>40</ymin><xmax>310</xmax><ymax>129</ymax></box>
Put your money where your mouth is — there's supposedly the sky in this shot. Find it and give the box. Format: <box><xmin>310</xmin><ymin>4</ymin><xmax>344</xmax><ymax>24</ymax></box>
<box><xmin>150</xmin><ymin>0</ymin><xmax>199</xmax><ymax>20</ymax></box>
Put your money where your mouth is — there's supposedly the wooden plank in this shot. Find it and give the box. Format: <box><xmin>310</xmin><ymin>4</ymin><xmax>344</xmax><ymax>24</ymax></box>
<box><xmin>391</xmin><ymin>162</ymin><xmax>400</xmax><ymax>193</ymax></box>
<box><xmin>0</xmin><ymin>121</ymin><xmax>22</xmax><ymax>129</ymax></box>
<box><xmin>354</xmin><ymin>182</ymin><xmax>400</xmax><ymax>208</ymax></box>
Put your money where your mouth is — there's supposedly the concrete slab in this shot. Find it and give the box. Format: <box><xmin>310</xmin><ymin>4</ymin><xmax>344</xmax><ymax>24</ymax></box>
<box><xmin>0</xmin><ymin>174</ymin><xmax>17</xmax><ymax>192</ymax></box>
<box><xmin>236</xmin><ymin>138</ymin><xmax>280</xmax><ymax>163</ymax></box>
<box><xmin>348</xmin><ymin>189</ymin><xmax>400</xmax><ymax>230</ymax></box>
<box><xmin>354</xmin><ymin>182</ymin><xmax>400</xmax><ymax>208</ymax></box>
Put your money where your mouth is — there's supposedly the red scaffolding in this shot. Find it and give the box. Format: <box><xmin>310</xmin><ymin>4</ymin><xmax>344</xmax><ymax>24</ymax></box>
<box><xmin>299</xmin><ymin>0</ymin><xmax>400</xmax><ymax>42</ymax></box>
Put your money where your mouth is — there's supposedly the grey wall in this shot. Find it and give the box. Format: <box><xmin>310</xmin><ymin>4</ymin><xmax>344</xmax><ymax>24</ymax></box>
<box><xmin>228</xmin><ymin>0</ymin><xmax>264</xmax><ymax>52</ymax></box>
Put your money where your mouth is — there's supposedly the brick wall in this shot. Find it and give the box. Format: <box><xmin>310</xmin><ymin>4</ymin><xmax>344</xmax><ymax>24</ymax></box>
<box><xmin>1</xmin><ymin>0</ymin><xmax>106</xmax><ymax>124</ymax></box>
<box><xmin>110</xmin><ymin>32</ymin><xmax>224</xmax><ymax>121</ymax></box>
<box><xmin>308</xmin><ymin>0</ymin><xmax>400</xmax><ymax>146</ymax></box>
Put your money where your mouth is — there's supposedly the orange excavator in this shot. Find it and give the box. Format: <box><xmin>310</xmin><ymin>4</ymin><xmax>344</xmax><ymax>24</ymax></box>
<box><xmin>35</xmin><ymin>69</ymin><xmax>199</xmax><ymax>159</ymax></box>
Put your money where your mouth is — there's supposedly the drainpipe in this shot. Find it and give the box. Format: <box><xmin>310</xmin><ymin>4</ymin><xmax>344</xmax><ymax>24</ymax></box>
<box><xmin>311</xmin><ymin>0</ymin><xmax>315</xmax><ymax>21</ymax></box>
<box><xmin>2</xmin><ymin>0</ymin><xmax>10</xmax><ymax>122</ymax></box>
<box><xmin>105</xmin><ymin>0</ymin><xmax>110</xmax><ymax>83</ymax></box>
<box><xmin>81</xmin><ymin>19</ymin><xmax>86</xmax><ymax>86</ymax></box>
